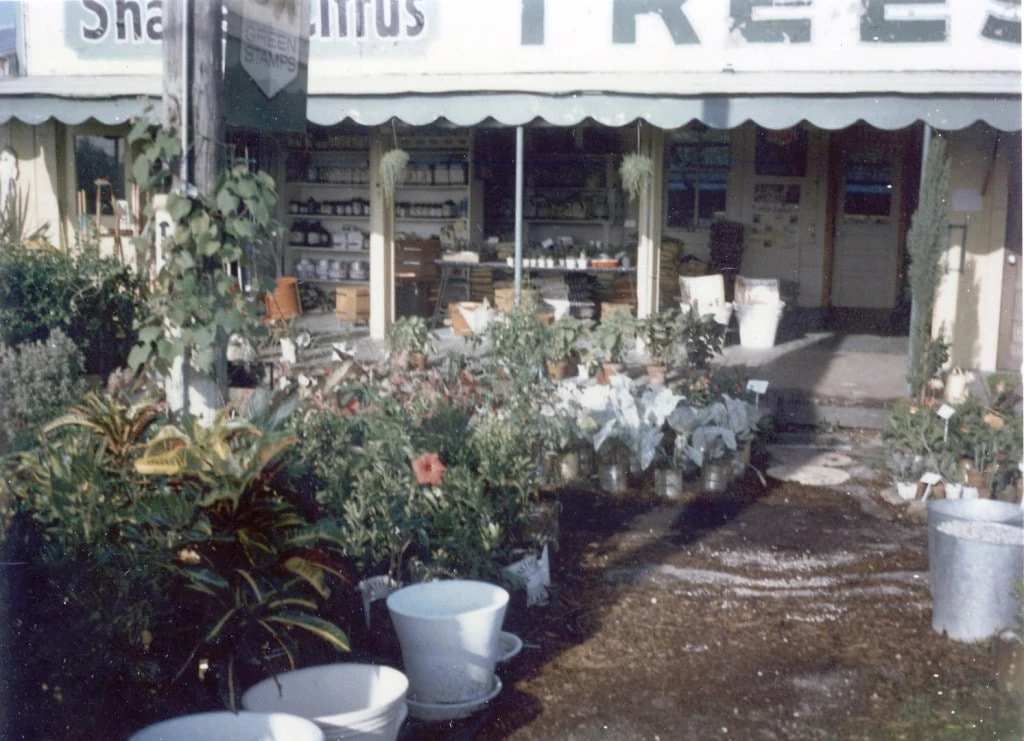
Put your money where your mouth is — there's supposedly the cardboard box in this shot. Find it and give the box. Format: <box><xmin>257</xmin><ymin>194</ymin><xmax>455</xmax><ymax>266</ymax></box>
<box><xmin>335</xmin><ymin>286</ymin><xmax>370</xmax><ymax>322</ymax></box>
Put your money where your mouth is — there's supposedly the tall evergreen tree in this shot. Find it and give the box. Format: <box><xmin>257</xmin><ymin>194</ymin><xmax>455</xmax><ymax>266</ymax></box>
<box><xmin>906</xmin><ymin>134</ymin><xmax>950</xmax><ymax>399</ymax></box>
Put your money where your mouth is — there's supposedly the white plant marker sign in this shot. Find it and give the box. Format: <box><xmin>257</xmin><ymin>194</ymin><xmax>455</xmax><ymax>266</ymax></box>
<box><xmin>936</xmin><ymin>403</ymin><xmax>955</xmax><ymax>442</ymax></box>
<box><xmin>747</xmin><ymin>379</ymin><xmax>769</xmax><ymax>407</ymax></box>
<box><xmin>240</xmin><ymin>0</ymin><xmax>303</xmax><ymax>98</ymax></box>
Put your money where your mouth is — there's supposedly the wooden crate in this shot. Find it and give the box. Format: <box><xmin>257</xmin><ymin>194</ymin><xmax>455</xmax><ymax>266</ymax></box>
<box><xmin>601</xmin><ymin>302</ymin><xmax>635</xmax><ymax>320</ymax></box>
<box><xmin>336</xmin><ymin>286</ymin><xmax>370</xmax><ymax>322</ymax></box>
<box><xmin>395</xmin><ymin>238</ymin><xmax>441</xmax><ymax>282</ymax></box>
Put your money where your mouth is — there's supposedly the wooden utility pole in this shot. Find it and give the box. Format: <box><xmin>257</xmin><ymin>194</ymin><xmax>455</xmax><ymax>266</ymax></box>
<box><xmin>160</xmin><ymin>0</ymin><xmax>229</xmax><ymax>418</ymax></box>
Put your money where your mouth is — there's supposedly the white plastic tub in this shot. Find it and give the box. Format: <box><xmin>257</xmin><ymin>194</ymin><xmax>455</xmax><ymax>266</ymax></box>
<box><xmin>241</xmin><ymin>664</ymin><xmax>408</xmax><ymax>741</ymax></box>
<box><xmin>130</xmin><ymin>711</ymin><xmax>324</xmax><ymax>741</ymax></box>
<box><xmin>735</xmin><ymin>301</ymin><xmax>785</xmax><ymax>349</ymax></box>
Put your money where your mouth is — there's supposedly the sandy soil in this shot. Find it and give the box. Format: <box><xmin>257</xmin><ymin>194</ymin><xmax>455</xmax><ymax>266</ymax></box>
<box><xmin>399</xmin><ymin>432</ymin><xmax>1024</xmax><ymax>740</ymax></box>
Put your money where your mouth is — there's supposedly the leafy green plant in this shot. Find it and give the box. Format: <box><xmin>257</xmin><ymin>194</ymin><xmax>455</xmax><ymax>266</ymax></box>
<box><xmin>543</xmin><ymin>314</ymin><xmax>588</xmax><ymax>364</ymax></box>
<box><xmin>681</xmin><ymin>305</ymin><xmax>727</xmax><ymax>371</ymax></box>
<box><xmin>0</xmin><ymin>243</ymin><xmax>147</xmax><ymax>377</ymax></box>
<box><xmin>638</xmin><ymin>307</ymin><xmax>683</xmax><ymax>367</ymax></box>
<box><xmin>386</xmin><ymin>315</ymin><xmax>436</xmax><ymax>359</ymax></box>
<box><xmin>127</xmin><ymin>119</ymin><xmax>280</xmax><ymax>406</ymax></box>
<box><xmin>479</xmin><ymin>307</ymin><xmax>548</xmax><ymax>387</ymax></box>
<box><xmin>0</xmin><ymin>329</ymin><xmax>86</xmax><ymax>447</ymax></box>
<box><xmin>620</xmin><ymin>153</ymin><xmax>654</xmax><ymax>201</ymax></box>
<box><xmin>132</xmin><ymin>415</ymin><xmax>351</xmax><ymax>707</ymax></box>
<box><xmin>590</xmin><ymin>308</ymin><xmax>637</xmax><ymax>365</ymax></box>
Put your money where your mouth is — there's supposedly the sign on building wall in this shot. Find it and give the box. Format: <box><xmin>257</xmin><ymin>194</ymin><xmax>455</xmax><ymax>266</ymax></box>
<box><xmin>224</xmin><ymin>0</ymin><xmax>310</xmax><ymax>132</ymax></box>
<box><xmin>29</xmin><ymin>1</ymin><xmax>1022</xmax><ymax>85</ymax></box>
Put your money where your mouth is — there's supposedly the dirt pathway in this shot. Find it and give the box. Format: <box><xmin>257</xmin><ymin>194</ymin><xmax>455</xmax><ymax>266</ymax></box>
<box><xmin>401</xmin><ymin>432</ymin><xmax>1023</xmax><ymax>740</ymax></box>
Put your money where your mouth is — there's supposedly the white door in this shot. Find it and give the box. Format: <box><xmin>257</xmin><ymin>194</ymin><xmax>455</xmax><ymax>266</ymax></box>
<box><xmin>831</xmin><ymin>127</ymin><xmax>908</xmax><ymax>309</ymax></box>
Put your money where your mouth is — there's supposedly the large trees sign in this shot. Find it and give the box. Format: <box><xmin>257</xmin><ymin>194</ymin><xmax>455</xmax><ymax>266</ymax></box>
<box><xmin>224</xmin><ymin>0</ymin><xmax>310</xmax><ymax>132</ymax></box>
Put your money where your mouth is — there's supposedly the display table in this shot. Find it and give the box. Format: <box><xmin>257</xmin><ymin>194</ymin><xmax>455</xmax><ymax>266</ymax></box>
<box><xmin>432</xmin><ymin>260</ymin><xmax>636</xmax><ymax>325</ymax></box>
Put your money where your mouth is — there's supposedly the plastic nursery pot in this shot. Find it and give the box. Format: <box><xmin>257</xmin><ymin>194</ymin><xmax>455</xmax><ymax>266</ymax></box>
<box><xmin>242</xmin><ymin>663</ymin><xmax>409</xmax><ymax>741</ymax></box>
<box><xmin>386</xmin><ymin>580</ymin><xmax>509</xmax><ymax>707</ymax></box>
<box><xmin>130</xmin><ymin>711</ymin><xmax>324</xmax><ymax>741</ymax></box>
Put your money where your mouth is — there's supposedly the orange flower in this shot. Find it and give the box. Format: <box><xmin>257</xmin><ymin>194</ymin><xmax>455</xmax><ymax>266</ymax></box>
<box><xmin>412</xmin><ymin>452</ymin><xmax>446</xmax><ymax>486</ymax></box>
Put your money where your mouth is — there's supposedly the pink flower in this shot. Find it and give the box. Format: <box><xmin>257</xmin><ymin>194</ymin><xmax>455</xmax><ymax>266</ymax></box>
<box><xmin>412</xmin><ymin>452</ymin><xmax>446</xmax><ymax>486</ymax></box>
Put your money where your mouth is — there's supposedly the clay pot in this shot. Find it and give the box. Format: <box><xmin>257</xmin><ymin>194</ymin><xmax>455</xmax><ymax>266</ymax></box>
<box><xmin>995</xmin><ymin>630</ymin><xmax>1024</xmax><ymax>695</ymax></box>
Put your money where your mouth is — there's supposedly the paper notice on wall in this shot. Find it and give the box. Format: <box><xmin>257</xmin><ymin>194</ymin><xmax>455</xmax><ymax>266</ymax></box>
<box><xmin>750</xmin><ymin>183</ymin><xmax>802</xmax><ymax>250</ymax></box>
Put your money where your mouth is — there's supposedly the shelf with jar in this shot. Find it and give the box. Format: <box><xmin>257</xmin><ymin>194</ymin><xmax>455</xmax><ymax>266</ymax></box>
<box><xmin>294</xmin><ymin>256</ymin><xmax>370</xmax><ymax>284</ymax></box>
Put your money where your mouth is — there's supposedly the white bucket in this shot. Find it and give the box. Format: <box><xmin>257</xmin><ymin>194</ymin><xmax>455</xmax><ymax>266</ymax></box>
<box><xmin>130</xmin><ymin>711</ymin><xmax>324</xmax><ymax>741</ymax></box>
<box><xmin>735</xmin><ymin>301</ymin><xmax>785</xmax><ymax>349</ymax></box>
<box><xmin>241</xmin><ymin>664</ymin><xmax>409</xmax><ymax>741</ymax></box>
<box><xmin>386</xmin><ymin>580</ymin><xmax>509</xmax><ymax>705</ymax></box>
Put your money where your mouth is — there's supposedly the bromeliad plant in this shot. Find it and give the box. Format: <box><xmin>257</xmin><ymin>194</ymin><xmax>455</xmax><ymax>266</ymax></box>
<box><xmin>132</xmin><ymin>413</ymin><xmax>352</xmax><ymax>708</ymax></box>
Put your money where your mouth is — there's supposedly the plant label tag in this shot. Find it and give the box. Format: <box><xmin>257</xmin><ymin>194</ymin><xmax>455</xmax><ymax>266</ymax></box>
<box><xmin>920</xmin><ymin>472</ymin><xmax>942</xmax><ymax>485</ymax></box>
<box><xmin>747</xmin><ymin>380</ymin><xmax>769</xmax><ymax>394</ymax></box>
<box><xmin>936</xmin><ymin>404</ymin><xmax>955</xmax><ymax>420</ymax></box>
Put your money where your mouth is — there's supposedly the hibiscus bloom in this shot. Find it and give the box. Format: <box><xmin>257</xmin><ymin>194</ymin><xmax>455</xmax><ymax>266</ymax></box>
<box><xmin>412</xmin><ymin>452</ymin><xmax>446</xmax><ymax>486</ymax></box>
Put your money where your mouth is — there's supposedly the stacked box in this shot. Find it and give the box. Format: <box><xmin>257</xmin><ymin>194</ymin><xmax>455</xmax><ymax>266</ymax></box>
<box><xmin>395</xmin><ymin>238</ymin><xmax>441</xmax><ymax>282</ymax></box>
<box><xmin>335</xmin><ymin>286</ymin><xmax>370</xmax><ymax>322</ymax></box>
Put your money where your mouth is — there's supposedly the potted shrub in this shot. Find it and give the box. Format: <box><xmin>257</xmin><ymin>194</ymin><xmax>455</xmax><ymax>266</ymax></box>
<box><xmin>386</xmin><ymin>315</ymin><xmax>436</xmax><ymax>370</ymax></box>
<box><xmin>638</xmin><ymin>307</ymin><xmax>683</xmax><ymax>384</ymax></box>
<box><xmin>882</xmin><ymin>399</ymin><xmax>945</xmax><ymax>498</ymax></box>
<box><xmin>681</xmin><ymin>305</ymin><xmax>727</xmax><ymax>372</ymax></box>
<box><xmin>590</xmin><ymin>308</ymin><xmax>637</xmax><ymax>377</ymax></box>
<box><xmin>542</xmin><ymin>314</ymin><xmax>588</xmax><ymax>380</ymax></box>
<box><xmin>671</xmin><ymin>396</ymin><xmax>751</xmax><ymax>493</ymax></box>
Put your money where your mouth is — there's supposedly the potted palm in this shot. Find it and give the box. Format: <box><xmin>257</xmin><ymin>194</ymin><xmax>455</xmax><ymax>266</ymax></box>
<box><xmin>638</xmin><ymin>307</ymin><xmax>683</xmax><ymax>385</ymax></box>
<box><xmin>386</xmin><ymin>315</ymin><xmax>436</xmax><ymax>370</ymax></box>
<box><xmin>590</xmin><ymin>308</ymin><xmax>637</xmax><ymax>377</ymax></box>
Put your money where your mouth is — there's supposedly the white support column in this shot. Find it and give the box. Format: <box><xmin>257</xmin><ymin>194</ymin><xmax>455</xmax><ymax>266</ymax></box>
<box><xmin>635</xmin><ymin>126</ymin><xmax>665</xmax><ymax>318</ymax></box>
<box><xmin>369</xmin><ymin>126</ymin><xmax>395</xmax><ymax>340</ymax></box>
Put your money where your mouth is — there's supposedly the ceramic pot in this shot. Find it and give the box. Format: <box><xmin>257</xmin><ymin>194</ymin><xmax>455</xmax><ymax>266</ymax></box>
<box><xmin>265</xmin><ymin>276</ymin><xmax>302</xmax><ymax>321</ymax></box>
<box><xmin>546</xmin><ymin>359</ymin><xmax>570</xmax><ymax>381</ymax></box>
<box><xmin>386</xmin><ymin>580</ymin><xmax>509</xmax><ymax>706</ymax></box>
<box><xmin>242</xmin><ymin>664</ymin><xmax>409</xmax><ymax>741</ymax></box>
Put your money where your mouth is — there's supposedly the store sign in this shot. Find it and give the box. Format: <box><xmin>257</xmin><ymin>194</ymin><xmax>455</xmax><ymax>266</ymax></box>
<box><xmin>37</xmin><ymin>0</ymin><xmax>1023</xmax><ymax>78</ymax></box>
<box><xmin>224</xmin><ymin>0</ymin><xmax>311</xmax><ymax>132</ymax></box>
<box><xmin>236</xmin><ymin>0</ymin><xmax>305</xmax><ymax>98</ymax></box>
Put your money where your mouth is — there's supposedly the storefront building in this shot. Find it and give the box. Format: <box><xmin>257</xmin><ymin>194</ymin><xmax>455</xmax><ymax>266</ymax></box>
<box><xmin>0</xmin><ymin>0</ymin><xmax>1019</xmax><ymax>372</ymax></box>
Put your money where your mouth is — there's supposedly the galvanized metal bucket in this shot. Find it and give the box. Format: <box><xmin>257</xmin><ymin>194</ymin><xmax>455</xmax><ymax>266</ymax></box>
<box><xmin>931</xmin><ymin>520</ymin><xmax>1024</xmax><ymax>643</ymax></box>
<box><xmin>926</xmin><ymin>499</ymin><xmax>1023</xmax><ymax>595</ymax></box>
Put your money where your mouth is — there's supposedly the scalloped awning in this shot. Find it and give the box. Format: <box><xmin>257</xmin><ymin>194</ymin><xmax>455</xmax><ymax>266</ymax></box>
<box><xmin>0</xmin><ymin>73</ymin><xmax>1019</xmax><ymax>131</ymax></box>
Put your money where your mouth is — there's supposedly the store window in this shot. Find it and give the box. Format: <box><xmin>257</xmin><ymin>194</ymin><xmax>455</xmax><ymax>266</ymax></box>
<box><xmin>665</xmin><ymin>127</ymin><xmax>730</xmax><ymax>230</ymax></box>
<box><xmin>843</xmin><ymin>150</ymin><xmax>893</xmax><ymax>217</ymax></box>
<box><xmin>75</xmin><ymin>135</ymin><xmax>125</xmax><ymax>216</ymax></box>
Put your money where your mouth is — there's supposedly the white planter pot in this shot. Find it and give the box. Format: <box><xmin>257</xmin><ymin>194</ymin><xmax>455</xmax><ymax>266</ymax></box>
<box><xmin>242</xmin><ymin>664</ymin><xmax>409</xmax><ymax>741</ymax></box>
<box><xmin>130</xmin><ymin>711</ymin><xmax>324</xmax><ymax>741</ymax></box>
<box><xmin>386</xmin><ymin>580</ymin><xmax>509</xmax><ymax>707</ymax></box>
<box><xmin>895</xmin><ymin>481</ymin><xmax>919</xmax><ymax>501</ymax></box>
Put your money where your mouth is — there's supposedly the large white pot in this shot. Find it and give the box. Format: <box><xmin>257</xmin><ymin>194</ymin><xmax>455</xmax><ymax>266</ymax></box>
<box><xmin>734</xmin><ymin>301</ymin><xmax>785</xmax><ymax>349</ymax></box>
<box><xmin>241</xmin><ymin>664</ymin><xmax>408</xmax><ymax>741</ymax></box>
<box><xmin>386</xmin><ymin>580</ymin><xmax>509</xmax><ymax>706</ymax></box>
<box><xmin>130</xmin><ymin>711</ymin><xmax>324</xmax><ymax>741</ymax></box>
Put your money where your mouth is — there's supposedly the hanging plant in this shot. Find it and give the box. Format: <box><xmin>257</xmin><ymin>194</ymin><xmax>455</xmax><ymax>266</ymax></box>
<box><xmin>380</xmin><ymin>148</ymin><xmax>409</xmax><ymax>204</ymax></box>
<box><xmin>619</xmin><ymin>153</ymin><xmax>653</xmax><ymax>202</ymax></box>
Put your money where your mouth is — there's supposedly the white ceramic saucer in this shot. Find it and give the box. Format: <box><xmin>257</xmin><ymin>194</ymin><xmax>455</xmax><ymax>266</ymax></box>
<box><xmin>497</xmin><ymin>631</ymin><xmax>523</xmax><ymax>663</ymax></box>
<box><xmin>406</xmin><ymin>675</ymin><xmax>503</xmax><ymax>722</ymax></box>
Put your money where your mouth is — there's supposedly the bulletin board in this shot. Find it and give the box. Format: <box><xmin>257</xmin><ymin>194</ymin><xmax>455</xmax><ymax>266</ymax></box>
<box><xmin>750</xmin><ymin>183</ymin><xmax>802</xmax><ymax>250</ymax></box>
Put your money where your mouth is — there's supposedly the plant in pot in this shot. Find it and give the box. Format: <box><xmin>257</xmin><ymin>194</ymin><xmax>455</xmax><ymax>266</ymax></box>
<box><xmin>638</xmin><ymin>307</ymin><xmax>683</xmax><ymax>385</ymax></box>
<box><xmin>542</xmin><ymin>314</ymin><xmax>588</xmax><ymax>380</ymax></box>
<box><xmin>590</xmin><ymin>308</ymin><xmax>637</xmax><ymax>377</ymax></box>
<box><xmin>681</xmin><ymin>304</ymin><xmax>727</xmax><ymax>372</ymax></box>
<box><xmin>386</xmin><ymin>315</ymin><xmax>436</xmax><ymax>371</ymax></box>
<box><xmin>882</xmin><ymin>399</ymin><xmax>946</xmax><ymax>497</ymax></box>
<box><xmin>559</xmin><ymin>374</ymin><xmax>682</xmax><ymax>494</ymax></box>
<box><xmin>672</xmin><ymin>399</ymin><xmax>741</xmax><ymax>493</ymax></box>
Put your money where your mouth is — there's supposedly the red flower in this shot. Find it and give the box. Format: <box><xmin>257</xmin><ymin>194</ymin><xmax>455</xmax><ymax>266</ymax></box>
<box><xmin>412</xmin><ymin>452</ymin><xmax>446</xmax><ymax>486</ymax></box>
